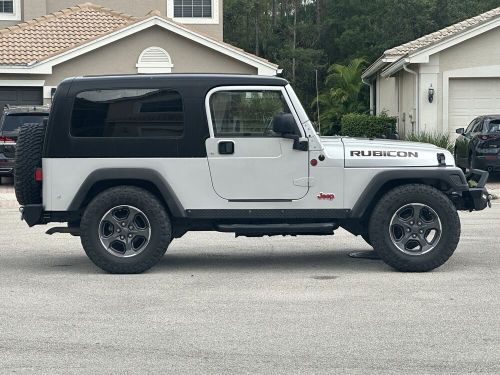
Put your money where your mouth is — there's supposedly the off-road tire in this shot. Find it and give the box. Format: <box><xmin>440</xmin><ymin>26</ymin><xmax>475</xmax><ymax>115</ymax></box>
<box><xmin>80</xmin><ymin>186</ymin><xmax>171</xmax><ymax>274</ymax></box>
<box><xmin>14</xmin><ymin>123</ymin><xmax>46</xmax><ymax>205</ymax></box>
<box><xmin>369</xmin><ymin>184</ymin><xmax>460</xmax><ymax>272</ymax></box>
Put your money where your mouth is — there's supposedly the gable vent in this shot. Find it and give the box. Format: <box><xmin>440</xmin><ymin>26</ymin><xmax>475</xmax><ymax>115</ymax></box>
<box><xmin>136</xmin><ymin>46</ymin><xmax>174</xmax><ymax>74</ymax></box>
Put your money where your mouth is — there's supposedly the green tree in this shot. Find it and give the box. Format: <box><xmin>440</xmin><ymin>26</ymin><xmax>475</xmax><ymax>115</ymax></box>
<box><xmin>223</xmin><ymin>0</ymin><xmax>500</xmax><ymax>117</ymax></box>
<box><xmin>313</xmin><ymin>58</ymin><xmax>367</xmax><ymax>135</ymax></box>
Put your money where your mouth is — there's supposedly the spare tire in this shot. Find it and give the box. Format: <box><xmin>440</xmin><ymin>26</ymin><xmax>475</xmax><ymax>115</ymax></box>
<box><xmin>15</xmin><ymin>122</ymin><xmax>46</xmax><ymax>205</ymax></box>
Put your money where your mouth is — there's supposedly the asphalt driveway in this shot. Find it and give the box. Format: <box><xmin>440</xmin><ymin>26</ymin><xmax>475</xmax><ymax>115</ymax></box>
<box><xmin>0</xmin><ymin>199</ymin><xmax>499</xmax><ymax>374</ymax></box>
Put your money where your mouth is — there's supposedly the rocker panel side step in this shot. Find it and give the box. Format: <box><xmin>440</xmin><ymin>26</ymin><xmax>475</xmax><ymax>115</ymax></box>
<box><xmin>216</xmin><ymin>223</ymin><xmax>337</xmax><ymax>237</ymax></box>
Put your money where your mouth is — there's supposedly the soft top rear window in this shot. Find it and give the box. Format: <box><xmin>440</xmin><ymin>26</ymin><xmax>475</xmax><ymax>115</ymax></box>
<box><xmin>70</xmin><ymin>88</ymin><xmax>184</xmax><ymax>138</ymax></box>
<box><xmin>1</xmin><ymin>114</ymin><xmax>47</xmax><ymax>132</ymax></box>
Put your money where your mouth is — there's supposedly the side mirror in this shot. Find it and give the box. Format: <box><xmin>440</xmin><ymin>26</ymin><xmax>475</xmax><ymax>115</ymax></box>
<box><xmin>272</xmin><ymin>113</ymin><xmax>308</xmax><ymax>151</ymax></box>
<box><xmin>273</xmin><ymin>113</ymin><xmax>297</xmax><ymax>137</ymax></box>
<box><xmin>456</xmin><ymin>128</ymin><xmax>465</xmax><ymax>135</ymax></box>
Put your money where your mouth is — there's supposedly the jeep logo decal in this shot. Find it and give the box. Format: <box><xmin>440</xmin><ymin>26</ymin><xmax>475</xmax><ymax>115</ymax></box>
<box><xmin>317</xmin><ymin>192</ymin><xmax>335</xmax><ymax>200</ymax></box>
<box><xmin>350</xmin><ymin>150</ymin><xmax>419</xmax><ymax>158</ymax></box>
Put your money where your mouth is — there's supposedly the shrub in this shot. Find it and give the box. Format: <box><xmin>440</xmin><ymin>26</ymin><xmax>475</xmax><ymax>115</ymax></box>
<box><xmin>404</xmin><ymin>131</ymin><xmax>454</xmax><ymax>152</ymax></box>
<box><xmin>340</xmin><ymin>113</ymin><xmax>397</xmax><ymax>138</ymax></box>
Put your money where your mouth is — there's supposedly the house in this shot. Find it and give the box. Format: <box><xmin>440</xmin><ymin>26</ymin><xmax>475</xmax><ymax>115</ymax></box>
<box><xmin>0</xmin><ymin>1</ymin><xmax>279</xmax><ymax>108</ymax></box>
<box><xmin>362</xmin><ymin>7</ymin><xmax>500</xmax><ymax>136</ymax></box>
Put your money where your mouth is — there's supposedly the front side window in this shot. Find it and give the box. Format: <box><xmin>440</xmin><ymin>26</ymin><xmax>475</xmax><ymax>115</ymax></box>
<box><xmin>209</xmin><ymin>90</ymin><xmax>296</xmax><ymax>137</ymax></box>
<box><xmin>71</xmin><ymin>89</ymin><xmax>184</xmax><ymax>138</ymax></box>
<box><xmin>465</xmin><ymin>119</ymin><xmax>478</xmax><ymax>134</ymax></box>
<box><xmin>0</xmin><ymin>1</ymin><xmax>13</xmax><ymax>13</ymax></box>
<box><xmin>174</xmin><ymin>0</ymin><xmax>212</xmax><ymax>18</ymax></box>
<box><xmin>471</xmin><ymin>119</ymin><xmax>484</xmax><ymax>133</ymax></box>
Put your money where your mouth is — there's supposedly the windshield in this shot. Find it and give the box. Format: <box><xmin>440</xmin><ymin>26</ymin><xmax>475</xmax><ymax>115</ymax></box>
<box><xmin>487</xmin><ymin>120</ymin><xmax>500</xmax><ymax>133</ymax></box>
<box><xmin>1</xmin><ymin>114</ymin><xmax>46</xmax><ymax>132</ymax></box>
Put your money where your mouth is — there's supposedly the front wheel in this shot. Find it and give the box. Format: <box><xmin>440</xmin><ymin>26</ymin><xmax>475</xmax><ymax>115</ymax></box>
<box><xmin>80</xmin><ymin>186</ymin><xmax>172</xmax><ymax>274</ymax></box>
<box><xmin>369</xmin><ymin>184</ymin><xmax>460</xmax><ymax>272</ymax></box>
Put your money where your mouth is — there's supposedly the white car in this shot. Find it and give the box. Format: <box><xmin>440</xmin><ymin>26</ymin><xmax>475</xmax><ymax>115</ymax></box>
<box><xmin>14</xmin><ymin>74</ymin><xmax>491</xmax><ymax>274</ymax></box>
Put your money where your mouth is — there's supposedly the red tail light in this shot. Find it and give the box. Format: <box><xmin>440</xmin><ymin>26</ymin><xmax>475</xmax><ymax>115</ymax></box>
<box><xmin>34</xmin><ymin>168</ymin><xmax>43</xmax><ymax>182</ymax></box>
<box><xmin>0</xmin><ymin>136</ymin><xmax>14</xmax><ymax>142</ymax></box>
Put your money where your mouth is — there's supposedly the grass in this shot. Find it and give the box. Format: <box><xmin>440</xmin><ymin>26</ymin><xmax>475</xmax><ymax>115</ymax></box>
<box><xmin>404</xmin><ymin>131</ymin><xmax>454</xmax><ymax>152</ymax></box>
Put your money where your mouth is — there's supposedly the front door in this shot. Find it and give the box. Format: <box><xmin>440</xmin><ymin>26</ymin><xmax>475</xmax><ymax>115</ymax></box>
<box><xmin>205</xmin><ymin>88</ymin><xmax>309</xmax><ymax>201</ymax></box>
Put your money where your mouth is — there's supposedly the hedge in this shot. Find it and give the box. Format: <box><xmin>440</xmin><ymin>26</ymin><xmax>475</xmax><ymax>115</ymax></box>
<box><xmin>341</xmin><ymin>113</ymin><xmax>397</xmax><ymax>138</ymax></box>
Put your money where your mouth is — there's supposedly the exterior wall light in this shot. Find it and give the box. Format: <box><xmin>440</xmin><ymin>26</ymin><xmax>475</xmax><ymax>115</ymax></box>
<box><xmin>428</xmin><ymin>85</ymin><xmax>435</xmax><ymax>103</ymax></box>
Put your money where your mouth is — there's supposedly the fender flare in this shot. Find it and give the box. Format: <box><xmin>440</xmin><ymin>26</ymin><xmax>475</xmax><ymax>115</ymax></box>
<box><xmin>350</xmin><ymin>168</ymin><xmax>468</xmax><ymax>218</ymax></box>
<box><xmin>68</xmin><ymin>168</ymin><xmax>185</xmax><ymax>217</ymax></box>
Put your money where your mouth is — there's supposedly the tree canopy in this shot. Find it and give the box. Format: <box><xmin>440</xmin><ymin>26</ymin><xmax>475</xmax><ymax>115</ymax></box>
<box><xmin>224</xmin><ymin>0</ymin><xmax>500</xmax><ymax>116</ymax></box>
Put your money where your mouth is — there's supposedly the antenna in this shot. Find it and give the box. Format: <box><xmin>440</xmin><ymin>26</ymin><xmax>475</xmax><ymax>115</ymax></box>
<box><xmin>315</xmin><ymin>69</ymin><xmax>321</xmax><ymax>135</ymax></box>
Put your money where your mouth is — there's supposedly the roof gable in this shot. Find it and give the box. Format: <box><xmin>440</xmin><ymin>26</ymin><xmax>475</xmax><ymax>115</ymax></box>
<box><xmin>0</xmin><ymin>2</ymin><xmax>278</xmax><ymax>75</ymax></box>
<box><xmin>363</xmin><ymin>6</ymin><xmax>500</xmax><ymax>79</ymax></box>
<box><xmin>385</xmin><ymin>7</ymin><xmax>500</xmax><ymax>58</ymax></box>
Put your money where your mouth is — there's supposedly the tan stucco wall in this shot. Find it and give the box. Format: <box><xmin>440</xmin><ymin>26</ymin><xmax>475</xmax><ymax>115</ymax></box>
<box><xmin>397</xmin><ymin>69</ymin><xmax>417</xmax><ymax>136</ymax></box>
<box><xmin>439</xmin><ymin>26</ymin><xmax>500</xmax><ymax>72</ymax></box>
<box><xmin>23</xmin><ymin>0</ymin><xmax>47</xmax><ymax>21</ymax></box>
<box><xmin>376</xmin><ymin>76</ymin><xmax>398</xmax><ymax>117</ymax></box>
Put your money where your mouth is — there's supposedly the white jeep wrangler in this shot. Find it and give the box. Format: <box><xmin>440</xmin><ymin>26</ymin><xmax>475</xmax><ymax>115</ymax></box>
<box><xmin>15</xmin><ymin>74</ymin><xmax>491</xmax><ymax>274</ymax></box>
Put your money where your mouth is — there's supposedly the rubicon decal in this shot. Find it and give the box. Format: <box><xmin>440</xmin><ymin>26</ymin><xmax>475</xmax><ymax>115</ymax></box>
<box><xmin>350</xmin><ymin>150</ymin><xmax>419</xmax><ymax>158</ymax></box>
<box><xmin>317</xmin><ymin>192</ymin><xmax>335</xmax><ymax>200</ymax></box>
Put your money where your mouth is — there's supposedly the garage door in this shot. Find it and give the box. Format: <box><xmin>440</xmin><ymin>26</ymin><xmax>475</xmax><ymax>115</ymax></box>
<box><xmin>0</xmin><ymin>87</ymin><xmax>43</xmax><ymax>109</ymax></box>
<box><xmin>449</xmin><ymin>78</ymin><xmax>500</xmax><ymax>133</ymax></box>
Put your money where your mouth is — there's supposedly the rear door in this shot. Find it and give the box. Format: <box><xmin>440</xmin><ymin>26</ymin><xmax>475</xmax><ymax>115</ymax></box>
<box><xmin>205</xmin><ymin>87</ymin><xmax>309</xmax><ymax>201</ymax></box>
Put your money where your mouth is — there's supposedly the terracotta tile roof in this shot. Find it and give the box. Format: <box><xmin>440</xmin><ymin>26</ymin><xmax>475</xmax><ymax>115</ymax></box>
<box><xmin>385</xmin><ymin>7</ymin><xmax>500</xmax><ymax>58</ymax></box>
<box><xmin>0</xmin><ymin>3</ymin><xmax>138</xmax><ymax>65</ymax></box>
<box><xmin>0</xmin><ymin>2</ymin><xmax>277</xmax><ymax>69</ymax></box>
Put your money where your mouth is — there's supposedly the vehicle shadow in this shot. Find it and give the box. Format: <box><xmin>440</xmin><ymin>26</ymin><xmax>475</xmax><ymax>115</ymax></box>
<box><xmin>154</xmin><ymin>249</ymin><xmax>386</xmax><ymax>273</ymax></box>
<box><xmin>14</xmin><ymin>248</ymin><xmax>389</xmax><ymax>275</ymax></box>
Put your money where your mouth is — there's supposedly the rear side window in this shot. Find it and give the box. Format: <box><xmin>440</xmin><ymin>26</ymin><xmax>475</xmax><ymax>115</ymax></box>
<box><xmin>1</xmin><ymin>114</ymin><xmax>46</xmax><ymax>132</ymax></box>
<box><xmin>486</xmin><ymin>120</ymin><xmax>500</xmax><ymax>133</ymax></box>
<box><xmin>70</xmin><ymin>89</ymin><xmax>184</xmax><ymax>138</ymax></box>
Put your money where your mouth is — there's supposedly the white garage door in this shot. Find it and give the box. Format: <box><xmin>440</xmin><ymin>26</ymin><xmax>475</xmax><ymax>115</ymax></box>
<box><xmin>449</xmin><ymin>78</ymin><xmax>500</xmax><ymax>133</ymax></box>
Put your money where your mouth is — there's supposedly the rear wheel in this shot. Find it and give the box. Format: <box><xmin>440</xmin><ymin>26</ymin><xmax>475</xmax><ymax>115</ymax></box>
<box><xmin>369</xmin><ymin>184</ymin><xmax>460</xmax><ymax>272</ymax></box>
<box><xmin>80</xmin><ymin>186</ymin><xmax>171</xmax><ymax>274</ymax></box>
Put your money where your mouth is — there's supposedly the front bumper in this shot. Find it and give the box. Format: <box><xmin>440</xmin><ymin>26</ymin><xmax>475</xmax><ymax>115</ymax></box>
<box><xmin>452</xmin><ymin>169</ymin><xmax>492</xmax><ymax>211</ymax></box>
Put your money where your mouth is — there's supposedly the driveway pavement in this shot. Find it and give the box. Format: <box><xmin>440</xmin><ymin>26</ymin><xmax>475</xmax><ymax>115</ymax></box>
<box><xmin>0</xmin><ymin>181</ymin><xmax>499</xmax><ymax>374</ymax></box>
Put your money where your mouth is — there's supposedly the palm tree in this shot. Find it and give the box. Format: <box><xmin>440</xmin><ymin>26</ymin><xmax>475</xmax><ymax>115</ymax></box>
<box><xmin>313</xmin><ymin>58</ymin><xmax>367</xmax><ymax>135</ymax></box>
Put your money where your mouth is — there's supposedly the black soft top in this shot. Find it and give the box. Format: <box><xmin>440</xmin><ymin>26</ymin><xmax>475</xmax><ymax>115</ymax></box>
<box><xmin>60</xmin><ymin>74</ymin><xmax>288</xmax><ymax>95</ymax></box>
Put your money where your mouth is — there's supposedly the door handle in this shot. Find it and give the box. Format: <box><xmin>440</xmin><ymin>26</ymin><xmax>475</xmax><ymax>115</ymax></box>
<box><xmin>218</xmin><ymin>141</ymin><xmax>234</xmax><ymax>155</ymax></box>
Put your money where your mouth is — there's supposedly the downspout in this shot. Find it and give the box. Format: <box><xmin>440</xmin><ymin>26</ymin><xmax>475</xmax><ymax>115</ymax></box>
<box><xmin>403</xmin><ymin>64</ymin><xmax>419</xmax><ymax>133</ymax></box>
<box><xmin>362</xmin><ymin>77</ymin><xmax>374</xmax><ymax>115</ymax></box>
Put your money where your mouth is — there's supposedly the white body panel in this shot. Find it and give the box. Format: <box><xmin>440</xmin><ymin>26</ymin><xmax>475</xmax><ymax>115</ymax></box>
<box><xmin>42</xmin><ymin>155</ymin><xmax>347</xmax><ymax>211</ymax></box>
<box><xmin>340</xmin><ymin>137</ymin><xmax>455</xmax><ymax>168</ymax></box>
<box><xmin>205</xmin><ymin>137</ymin><xmax>309</xmax><ymax>200</ymax></box>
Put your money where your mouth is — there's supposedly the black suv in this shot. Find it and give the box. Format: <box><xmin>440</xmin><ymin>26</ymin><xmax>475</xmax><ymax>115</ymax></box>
<box><xmin>0</xmin><ymin>105</ymin><xmax>50</xmax><ymax>178</ymax></box>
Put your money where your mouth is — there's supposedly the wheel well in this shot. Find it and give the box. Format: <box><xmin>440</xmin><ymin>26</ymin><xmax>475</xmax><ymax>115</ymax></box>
<box><xmin>359</xmin><ymin>178</ymin><xmax>452</xmax><ymax>222</ymax></box>
<box><xmin>80</xmin><ymin>179</ymin><xmax>170</xmax><ymax>214</ymax></box>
